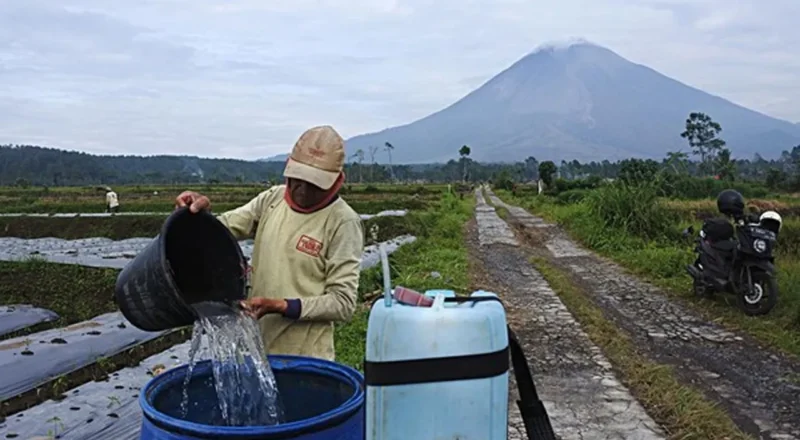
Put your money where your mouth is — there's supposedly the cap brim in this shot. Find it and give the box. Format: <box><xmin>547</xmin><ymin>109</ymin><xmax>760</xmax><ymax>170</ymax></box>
<box><xmin>283</xmin><ymin>158</ymin><xmax>339</xmax><ymax>190</ymax></box>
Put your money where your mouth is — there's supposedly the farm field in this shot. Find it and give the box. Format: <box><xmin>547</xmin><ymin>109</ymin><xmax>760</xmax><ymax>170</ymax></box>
<box><xmin>0</xmin><ymin>183</ymin><xmax>449</xmax><ymax>214</ymax></box>
<box><xmin>4</xmin><ymin>179</ymin><xmax>800</xmax><ymax>439</ymax></box>
<box><xmin>496</xmin><ymin>184</ymin><xmax>800</xmax><ymax>358</ymax></box>
<box><xmin>0</xmin><ymin>183</ymin><xmax>473</xmax><ymax>438</ymax></box>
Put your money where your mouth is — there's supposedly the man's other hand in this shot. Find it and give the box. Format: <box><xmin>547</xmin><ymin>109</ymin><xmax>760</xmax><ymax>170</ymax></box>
<box><xmin>240</xmin><ymin>298</ymin><xmax>288</xmax><ymax>320</ymax></box>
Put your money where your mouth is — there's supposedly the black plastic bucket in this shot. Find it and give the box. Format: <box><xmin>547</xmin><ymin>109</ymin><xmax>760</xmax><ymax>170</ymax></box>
<box><xmin>115</xmin><ymin>207</ymin><xmax>248</xmax><ymax>332</ymax></box>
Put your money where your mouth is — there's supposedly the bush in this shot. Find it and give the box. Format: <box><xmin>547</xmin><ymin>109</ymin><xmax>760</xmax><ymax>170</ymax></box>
<box><xmin>549</xmin><ymin>176</ymin><xmax>603</xmax><ymax>194</ymax></box>
<box><xmin>660</xmin><ymin>175</ymin><xmax>770</xmax><ymax>199</ymax></box>
<box><xmin>585</xmin><ymin>179</ymin><xmax>678</xmax><ymax>240</ymax></box>
<box><xmin>411</xmin><ymin>185</ymin><xmax>427</xmax><ymax>195</ymax></box>
<box><xmin>493</xmin><ymin>170</ymin><xmax>514</xmax><ymax>191</ymax></box>
<box><xmin>556</xmin><ymin>189</ymin><xmax>589</xmax><ymax>205</ymax></box>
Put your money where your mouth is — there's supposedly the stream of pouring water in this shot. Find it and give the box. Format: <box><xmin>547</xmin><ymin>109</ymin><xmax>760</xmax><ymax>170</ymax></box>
<box><xmin>179</xmin><ymin>303</ymin><xmax>284</xmax><ymax>426</ymax></box>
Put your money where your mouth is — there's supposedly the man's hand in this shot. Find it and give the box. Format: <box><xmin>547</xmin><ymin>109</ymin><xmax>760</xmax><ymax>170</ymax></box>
<box><xmin>175</xmin><ymin>191</ymin><xmax>211</xmax><ymax>213</ymax></box>
<box><xmin>240</xmin><ymin>298</ymin><xmax>288</xmax><ymax>320</ymax></box>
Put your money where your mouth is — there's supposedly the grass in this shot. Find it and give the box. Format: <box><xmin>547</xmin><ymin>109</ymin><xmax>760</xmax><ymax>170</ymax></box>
<box><xmin>530</xmin><ymin>257</ymin><xmax>752</xmax><ymax>440</ymax></box>
<box><xmin>498</xmin><ymin>188</ymin><xmax>800</xmax><ymax>358</ymax></box>
<box><xmin>334</xmin><ymin>193</ymin><xmax>473</xmax><ymax>370</ymax></box>
<box><xmin>0</xmin><ymin>258</ymin><xmax>119</xmax><ymax>338</ymax></box>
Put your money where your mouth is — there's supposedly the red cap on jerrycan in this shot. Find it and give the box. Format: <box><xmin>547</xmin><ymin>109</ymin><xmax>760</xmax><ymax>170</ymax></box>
<box><xmin>393</xmin><ymin>286</ymin><xmax>433</xmax><ymax>307</ymax></box>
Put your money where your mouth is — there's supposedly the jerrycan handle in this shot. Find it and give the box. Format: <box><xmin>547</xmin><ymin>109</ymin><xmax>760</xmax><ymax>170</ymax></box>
<box><xmin>379</xmin><ymin>243</ymin><xmax>392</xmax><ymax>307</ymax></box>
<box><xmin>431</xmin><ymin>293</ymin><xmax>447</xmax><ymax>310</ymax></box>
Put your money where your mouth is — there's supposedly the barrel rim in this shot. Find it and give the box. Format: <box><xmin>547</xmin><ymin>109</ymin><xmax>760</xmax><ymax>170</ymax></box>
<box><xmin>140</xmin><ymin>354</ymin><xmax>365</xmax><ymax>437</ymax></box>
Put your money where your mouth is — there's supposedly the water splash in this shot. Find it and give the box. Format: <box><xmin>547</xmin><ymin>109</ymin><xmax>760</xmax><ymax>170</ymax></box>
<box><xmin>179</xmin><ymin>322</ymin><xmax>204</xmax><ymax>418</ymax></box>
<box><xmin>179</xmin><ymin>303</ymin><xmax>284</xmax><ymax>426</ymax></box>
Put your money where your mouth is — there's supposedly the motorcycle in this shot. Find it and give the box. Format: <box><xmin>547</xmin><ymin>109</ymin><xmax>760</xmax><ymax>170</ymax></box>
<box><xmin>683</xmin><ymin>212</ymin><xmax>780</xmax><ymax>316</ymax></box>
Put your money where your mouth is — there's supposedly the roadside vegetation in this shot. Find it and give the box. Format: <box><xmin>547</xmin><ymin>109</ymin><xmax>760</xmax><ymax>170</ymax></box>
<box><xmin>499</xmin><ymin>177</ymin><xmax>800</xmax><ymax>358</ymax></box>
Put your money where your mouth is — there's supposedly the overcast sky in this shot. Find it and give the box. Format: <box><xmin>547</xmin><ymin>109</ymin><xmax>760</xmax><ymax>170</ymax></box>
<box><xmin>0</xmin><ymin>0</ymin><xmax>798</xmax><ymax>159</ymax></box>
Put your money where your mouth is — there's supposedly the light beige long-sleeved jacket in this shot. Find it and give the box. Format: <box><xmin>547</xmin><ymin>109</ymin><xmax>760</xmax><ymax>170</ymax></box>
<box><xmin>217</xmin><ymin>185</ymin><xmax>363</xmax><ymax>361</ymax></box>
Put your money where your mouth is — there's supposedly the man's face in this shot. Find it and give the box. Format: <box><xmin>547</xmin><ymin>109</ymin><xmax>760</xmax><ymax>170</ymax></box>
<box><xmin>288</xmin><ymin>178</ymin><xmax>329</xmax><ymax>208</ymax></box>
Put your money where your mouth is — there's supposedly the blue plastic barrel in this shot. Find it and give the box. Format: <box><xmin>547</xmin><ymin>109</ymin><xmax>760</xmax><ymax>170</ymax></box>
<box><xmin>364</xmin><ymin>290</ymin><xmax>509</xmax><ymax>440</ymax></box>
<box><xmin>140</xmin><ymin>355</ymin><xmax>365</xmax><ymax>440</ymax></box>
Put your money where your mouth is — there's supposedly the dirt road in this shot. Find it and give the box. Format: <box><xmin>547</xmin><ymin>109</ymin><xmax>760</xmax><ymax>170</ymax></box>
<box><xmin>472</xmin><ymin>189</ymin><xmax>664</xmax><ymax>439</ymax></box>
<box><xmin>483</xmin><ymin>187</ymin><xmax>800</xmax><ymax>440</ymax></box>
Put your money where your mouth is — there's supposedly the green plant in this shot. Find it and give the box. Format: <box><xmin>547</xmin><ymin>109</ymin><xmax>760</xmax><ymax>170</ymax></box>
<box><xmin>107</xmin><ymin>395</ymin><xmax>121</xmax><ymax>408</ymax></box>
<box><xmin>584</xmin><ymin>179</ymin><xmax>678</xmax><ymax>240</ymax></box>
<box><xmin>46</xmin><ymin>416</ymin><xmax>64</xmax><ymax>438</ymax></box>
<box><xmin>555</xmin><ymin>189</ymin><xmax>589</xmax><ymax>205</ymax></box>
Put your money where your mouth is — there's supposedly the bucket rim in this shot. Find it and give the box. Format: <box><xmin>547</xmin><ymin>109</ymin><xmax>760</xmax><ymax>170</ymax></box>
<box><xmin>140</xmin><ymin>354</ymin><xmax>365</xmax><ymax>437</ymax></box>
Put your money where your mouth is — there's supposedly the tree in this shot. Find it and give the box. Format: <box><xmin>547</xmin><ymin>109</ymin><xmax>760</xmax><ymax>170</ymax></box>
<box><xmin>524</xmin><ymin>156</ymin><xmax>539</xmax><ymax>180</ymax></box>
<box><xmin>384</xmin><ymin>142</ymin><xmax>395</xmax><ymax>182</ymax></box>
<box><xmin>494</xmin><ymin>169</ymin><xmax>514</xmax><ymax>190</ymax></box>
<box><xmin>665</xmin><ymin>151</ymin><xmax>689</xmax><ymax>174</ymax></box>
<box><xmin>766</xmin><ymin>168</ymin><xmax>786</xmax><ymax>190</ymax></box>
<box><xmin>715</xmin><ymin>148</ymin><xmax>736</xmax><ymax>181</ymax></box>
<box><xmin>538</xmin><ymin>161</ymin><xmax>557</xmax><ymax>187</ymax></box>
<box><xmin>459</xmin><ymin>145</ymin><xmax>471</xmax><ymax>182</ymax></box>
<box><xmin>349</xmin><ymin>150</ymin><xmax>365</xmax><ymax>183</ymax></box>
<box><xmin>680</xmin><ymin>112</ymin><xmax>726</xmax><ymax>175</ymax></box>
<box><xmin>618</xmin><ymin>158</ymin><xmax>660</xmax><ymax>185</ymax></box>
<box><xmin>368</xmin><ymin>145</ymin><xmax>380</xmax><ymax>181</ymax></box>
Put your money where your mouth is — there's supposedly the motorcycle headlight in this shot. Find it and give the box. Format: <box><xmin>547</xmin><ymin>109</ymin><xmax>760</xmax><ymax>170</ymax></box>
<box><xmin>753</xmin><ymin>239</ymin><xmax>767</xmax><ymax>253</ymax></box>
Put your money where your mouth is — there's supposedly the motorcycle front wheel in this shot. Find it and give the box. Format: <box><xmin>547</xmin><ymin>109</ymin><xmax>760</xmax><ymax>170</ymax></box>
<box><xmin>737</xmin><ymin>269</ymin><xmax>778</xmax><ymax>316</ymax></box>
<box><xmin>693</xmin><ymin>277</ymin><xmax>712</xmax><ymax>298</ymax></box>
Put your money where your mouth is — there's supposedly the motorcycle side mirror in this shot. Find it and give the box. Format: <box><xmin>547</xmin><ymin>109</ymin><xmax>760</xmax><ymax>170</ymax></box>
<box><xmin>682</xmin><ymin>226</ymin><xmax>694</xmax><ymax>238</ymax></box>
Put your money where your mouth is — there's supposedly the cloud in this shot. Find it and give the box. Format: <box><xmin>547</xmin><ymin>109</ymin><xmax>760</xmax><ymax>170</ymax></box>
<box><xmin>0</xmin><ymin>0</ymin><xmax>798</xmax><ymax>159</ymax></box>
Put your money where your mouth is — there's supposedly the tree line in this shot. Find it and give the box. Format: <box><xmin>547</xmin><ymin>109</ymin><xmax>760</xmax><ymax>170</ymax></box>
<box><xmin>2</xmin><ymin>111</ymin><xmax>798</xmax><ymax>190</ymax></box>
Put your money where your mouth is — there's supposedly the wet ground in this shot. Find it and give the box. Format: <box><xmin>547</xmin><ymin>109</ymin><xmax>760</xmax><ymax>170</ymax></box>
<box><xmin>471</xmin><ymin>188</ymin><xmax>664</xmax><ymax>440</ymax></box>
<box><xmin>484</xmin><ymin>187</ymin><xmax>800</xmax><ymax>440</ymax></box>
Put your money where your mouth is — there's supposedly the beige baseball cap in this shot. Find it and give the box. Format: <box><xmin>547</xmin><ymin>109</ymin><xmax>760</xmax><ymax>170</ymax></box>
<box><xmin>283</xmin><ymin>125</ymin><xmax>345</xmax><ymax>190</ymax></box>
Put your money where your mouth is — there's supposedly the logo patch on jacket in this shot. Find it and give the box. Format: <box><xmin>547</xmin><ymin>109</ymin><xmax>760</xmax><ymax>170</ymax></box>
<box><xmin>296</xmin><ymin>235</ymin><xmax>323</xmax><ymax>257</ymax></box>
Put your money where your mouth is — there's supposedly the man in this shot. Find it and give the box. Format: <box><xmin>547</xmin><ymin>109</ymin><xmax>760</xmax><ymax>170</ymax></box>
<box><xmin>105</xmin><ymin>187</ymin><xmax>120</xmax><ymax>213</ymax></box>
<box><xmin>175</xmin><ymin>125</ymin><xmax>364</xmax><ymax>361</ymax></box>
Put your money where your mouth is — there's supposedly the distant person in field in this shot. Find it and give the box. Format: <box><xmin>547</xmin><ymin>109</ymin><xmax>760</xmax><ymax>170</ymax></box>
<box><xmin>175</xmin><ymin>125</ymin><xmax>364</xmax><ymax>361</ymax></box>
<box><xmin>105</xmin><ymin>187</ymin><xmax>120</xmax><ymax>213</ymax></box>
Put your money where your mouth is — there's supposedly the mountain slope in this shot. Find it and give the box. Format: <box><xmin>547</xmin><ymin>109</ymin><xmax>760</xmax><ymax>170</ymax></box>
<box><xmin>346</xmin><ymin>42</ymin><xmax>800</xmax><ymax>163</ymax></box>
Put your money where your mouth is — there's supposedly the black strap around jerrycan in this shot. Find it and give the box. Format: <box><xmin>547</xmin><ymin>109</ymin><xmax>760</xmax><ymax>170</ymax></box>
<box><xmin>362</xmin><ymin>296</ymin><xmax>557</xmax><ymax>440</ymax></box>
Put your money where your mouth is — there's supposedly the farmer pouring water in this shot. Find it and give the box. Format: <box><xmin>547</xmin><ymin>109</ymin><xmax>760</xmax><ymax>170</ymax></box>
<box><xmin>175</xmin><ymin>125</ymin><xmax>364</xmax><ymax>361</ymax></box>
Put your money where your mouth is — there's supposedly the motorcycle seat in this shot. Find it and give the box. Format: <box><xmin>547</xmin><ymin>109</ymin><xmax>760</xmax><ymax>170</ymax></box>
<box><xmin>709</xmin><ymin>239</ymin><xmax>737</xmax><ymax>253</ymax></box>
